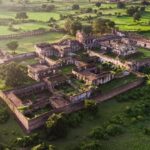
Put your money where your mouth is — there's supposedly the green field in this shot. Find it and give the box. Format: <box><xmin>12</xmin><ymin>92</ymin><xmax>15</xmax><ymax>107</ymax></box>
<box><xmin>0</xmin><ymin>102</ymin><xmax>24</xmax><ymax>146</ymax></box>
<box><xmin>0</xmin><ymin>32</ymin><xmax>66</xmax><ymax>54</ymax></box>
<box><xmin>51</xmin><ymin>85</ymin><xmax>150</xmax><ymax>150</ymax></box>
<box><xmin>13</xmin><ymin>23</ymin><xmax>50</xmax><ymax>31</ymax></box>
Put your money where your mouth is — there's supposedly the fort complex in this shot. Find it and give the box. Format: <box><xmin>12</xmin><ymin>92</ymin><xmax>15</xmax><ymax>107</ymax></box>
<box><xmin>0</xmin><ymin>31</ymin><xmax>150</xmax><ymax>133</ymax></box>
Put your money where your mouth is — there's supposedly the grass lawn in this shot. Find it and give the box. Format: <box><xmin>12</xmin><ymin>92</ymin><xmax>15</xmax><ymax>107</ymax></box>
<box><xmin>27</xmin><ymin>12</ymin><xmax>60</xmax><ymax>22</ymax></box>
<box><xmin>13</xmin><ymin>23</ymin><xmax>49</xmax><ymax>31</ymax></box>
<box><xmin>0</xmin><ymin>32</ymin><xmax>66</xmax><ymax>54</ymax></box>
<box><xmin>0</xmin><ymin>26</ymin><xmax>15</xmax><ymax>35</ymax></box>
<box><xmin>52</xmin><ymin>95</ymin><xmax>150</xmax><ymax>150</ymax></box>
<box><xmin>138</xmin><ymin>47</ymin><xmax>150</xmax><ymax>58</ymax></box>
<box><xmin>0</xmin><ymin>102</ymin><xmax>24</xmax><ymax>146</ymax></box>
<box><xmin>51</xmin><ymin>84</ymin><xmax>150</xmax><ymax>150</ymax></box>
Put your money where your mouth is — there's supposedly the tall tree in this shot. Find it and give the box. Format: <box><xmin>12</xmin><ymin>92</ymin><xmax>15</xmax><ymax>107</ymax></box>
<box><xmin>64</xmin><ymin>19</ymin><xmax>82</xmax><ymax>35</ymax></box>
<box><xmin>7</xmin><ymin>41</ymin><xmax>19</xmax><ymax>54</ymax></box>
<box><xmin>46</xmin><ymin>113</ymin><xmax>68</xmax><ymax>138</ymax></box>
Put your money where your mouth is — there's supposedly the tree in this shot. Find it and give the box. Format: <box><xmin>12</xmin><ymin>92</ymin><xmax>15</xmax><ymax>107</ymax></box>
<box><xmin>0</xmin><ymin>62</ymin><xmax>28</xmax><ymax>87</ymax></box>
<box><xmin>84</xmin><ymin>99</ymin><xmax>98</xmax><ymax>115</ymax></box>
<box><xmin>92</xmin><ymin>18</ymin><xmax>115</xmax><ymax>34</ymax></box>
<box><xmin>72</xmin><ymin>4</ymin><xmax>80</xmax><ymax>10</ymax></box>
<box><xmin>95</xmin><ymin>2</ymin><xmax>101</xmax><ymax>8</ymax></box>
<box><xmin>7</xmin><ymin>41</ymin><xmax>19</xmax><ymax>54</ymax></box>
<box><xmin>64</xmin><ymin>19</ymin><xmax>82</xmax><ymax>35</ymax></box>
<box><xmin>46</xmin><ymin>113</ymin><xmax>68</xmax><ymax>138</ymax></box>
<box><xmin>15</xmin><ymin>12</ymin><xmax>28</xmax><ymax>20</ymax></box>
<box><xmin>117</xmin><ymin>2</ymin><xmax>125</xmax><ymax>9</ymax></box>
<box><xmin>126</xmin><ymin>6</ymin><xmax>139</xmax><ymax>16</ymax></box>
<box><xmin>133</xmin><ymin>12</ymin><xmax>141</xmax><ymax>21</ymax></box>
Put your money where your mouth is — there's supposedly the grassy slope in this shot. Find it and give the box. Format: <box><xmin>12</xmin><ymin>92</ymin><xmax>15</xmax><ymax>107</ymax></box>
<box><xmin>52</xmin><ymin>91</ymin><xmax>150</xmax><ymax>150</ymax></box>
<box><xmin>0</xmin><ymin>32</ymin><xmax>66</xmax><ymax>54</ymax></box>
<box><xmin>0</xmin><ymin>102</ymin><xmax>24</xmax><ymax>146</ymax></box>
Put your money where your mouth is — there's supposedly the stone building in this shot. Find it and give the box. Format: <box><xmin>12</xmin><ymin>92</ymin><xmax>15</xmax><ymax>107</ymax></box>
<box><xmin>28</xmin><ymin>64</ymin><xmax>57</xmax><ymax>81</ymax></box>
<box><xmin>72</xmin><ymin>67</ymin><xmax>114</xmax><ymax>86</ymax></box>
<box><xmin>35</xmin><ymin>39</ymin><xmax>83</xmax><ymax>58</ymax></box>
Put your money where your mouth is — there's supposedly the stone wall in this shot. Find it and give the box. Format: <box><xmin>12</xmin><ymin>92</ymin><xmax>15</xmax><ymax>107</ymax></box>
<box><xmin>0</xmin><ymin>91</ymin><xmax>29</xmax><ymax>132</ymax></box>
<box><xmin>0</xmin><ymin>30</ymin><xmax>51</xmax><ymax>41</ymax></box>
<box><xmin>1</xmin><ymin>52</ymin><xmax>36</xmax><ymax>64</ymax></box>
<box><xmin>0</xmin><ymin>78</ymin><xmax>144</xmax><ymax>133</ymax></box>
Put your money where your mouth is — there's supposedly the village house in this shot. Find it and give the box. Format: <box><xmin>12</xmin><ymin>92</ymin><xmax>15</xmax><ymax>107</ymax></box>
<box><xmin>72</xmin><ymin>66</ymin><xmax>114</xmax><ymax>86</ymax></box>
<box><xmin>28</xmin><ymin>63</ymin><xmax>57</xmax><ymax>81</ymax></box>
<box><xmin>76</xmin><ymin>31</ymin><xmax>121</xmax><ymax>50</ymax></box>
<box><xmin>35</xmin><ymin>39</ymin><xmax>83</xmax><ymax>59</ymax></box>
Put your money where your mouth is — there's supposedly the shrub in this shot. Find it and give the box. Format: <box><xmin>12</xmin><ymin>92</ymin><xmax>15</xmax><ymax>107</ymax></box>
<box><xmin>109</xmin><ymin>115</ymin><xmax>124</xmax><ymax>125</ymax></box>
<box><xmin>89</xmin><ymin>126</ymin><xmax>109</xmax><ymax>140</ymax></box>
<box><xmin>105</xmin><ymin>124</ymin><xmax>123</xmax><ymax>136</ymax></box>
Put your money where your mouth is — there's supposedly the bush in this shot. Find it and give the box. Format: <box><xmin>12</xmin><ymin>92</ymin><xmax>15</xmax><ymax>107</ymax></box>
<box><xmin>105</xmin><ymin>124</ymin><xmax>123</xmax><ymax>136</ymax></box>
<box><xmin>89</xmin><ymin>126</ymin><xmax>109</xmax><ymax>140</ymax></box>
<box><xmin>109</xmin><ymin>114</ymin><xmax>125</xmax><ymax>125</ymax></box>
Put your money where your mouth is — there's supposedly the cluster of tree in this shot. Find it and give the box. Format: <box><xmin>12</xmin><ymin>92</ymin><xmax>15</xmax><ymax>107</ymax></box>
<box><xmin>45</xmin><ymin>99</ymin><xmax>99</xmax><ymax>139</ymax></box>
<box><xmin>46</xmin><ymin>113</ymin><xmax>68</xmax><ymax>139</ymax></box>
<box><xmin>92</xmin><ymin>18</ymin><xmax>115</xmax><ymax>34</ymax></box>
<box><xmin>89</xmin><ymin>123</ymin><xmax>123</xmax><ymax>140</ymax></box>
<box><xmin>64</xmin><ymin>18</ymin><xmax>82</xmax><ymax>35</ymax></box>
<box><xmin>15</xmin><ymin>12</ymin><xmax>28</xmax><ymax>20</ymax></box>
<box><xmin>126</xmin><ymin>6</ymin><xmax>146</xmax><ymax>21</ymax></box>
<box><xmin>0</xmin><ymin>62</ymin><xmax>28</xmax><ymax>87</ymax></box>
<box><xmin>0</xmin><ymin>107</ymin><xmax>9</xmax><ymax>123</ymax></box>
<box><xmin>64</xmin><ymin>17</ymin><xmax>115</xmax><ymax>35</ymax></box>
<box><xmin>124</xmin><ymin>98</ymin><xmax>150</xmax><ymax>123</ymax></box>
